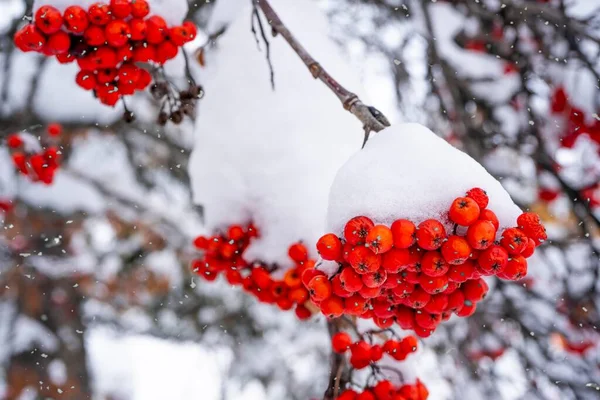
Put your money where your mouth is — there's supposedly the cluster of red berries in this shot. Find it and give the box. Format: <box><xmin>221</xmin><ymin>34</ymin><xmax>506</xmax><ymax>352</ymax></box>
<box><xmin>332</xmin><ymin>332</ymin><xmax>418</xmax><ymax>369</ymax></box>
<box><xmin>307</xmin><ymin>188</ymin><xmax>546</xmax><ymax>337</ymax></box>
<box><xmin>192</xmin><ymin>224</ymin><xmax>315</xmax><ymax>320</ymax></box>
<box><xmin>5</xmin><ymin>123</ymin><xmax>63</xmax><ymax>185</ymax></box>
<box><xmin>335</xmin><ymin>379</ymin><xmax>428</xmax><ymax>400</ymax></box>
<box><xmin>14</xmin><ymin>1</ymin><xmax>197</xmax><ymax>106</ymax></box>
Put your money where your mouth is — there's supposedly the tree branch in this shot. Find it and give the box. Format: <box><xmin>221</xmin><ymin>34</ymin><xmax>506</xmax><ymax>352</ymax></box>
<box><xmin>254</xmin><ymin>0</ymin><xmax>390</xmax><ymax>145</ymax></box>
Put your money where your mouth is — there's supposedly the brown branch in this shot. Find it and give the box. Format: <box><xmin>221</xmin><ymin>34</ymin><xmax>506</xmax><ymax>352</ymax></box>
<box><xmin>254</xmin><ymin>0</ymin><xmax>390</xmax><ymax>145</ymax></box>
<box><xmin>323</xmin><ymin>319</ymin><xmax>351</xmax><ymax>400</ymax></box>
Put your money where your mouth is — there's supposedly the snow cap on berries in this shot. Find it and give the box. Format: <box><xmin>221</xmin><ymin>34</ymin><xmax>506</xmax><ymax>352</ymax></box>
<box><xmin>327</xmin><ymin>123</ymin><xmax>522</xmax><ymax>235</ymax></box>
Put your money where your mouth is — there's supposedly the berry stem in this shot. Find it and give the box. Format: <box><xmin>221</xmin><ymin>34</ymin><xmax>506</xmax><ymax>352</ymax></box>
<box><xmin>253</xmin><ymin>0</ymin><xmax>390</xmax><ymax>146</ymax></box>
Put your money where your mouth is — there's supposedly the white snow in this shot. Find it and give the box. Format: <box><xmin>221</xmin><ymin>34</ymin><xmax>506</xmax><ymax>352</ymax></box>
<box><xmin>326</xmin><ymin>123</ymin><xmax>523</xmax><ymax>235</ymax></box>
<box><xmin>33</xmin><ymin>0</ymin><xmax>188</xmax><ymax>25</ymax></box>
<box><xmin>189</xmin><ymin>0</ymin><xmax>364</xmax><ymax>267</ymax></box>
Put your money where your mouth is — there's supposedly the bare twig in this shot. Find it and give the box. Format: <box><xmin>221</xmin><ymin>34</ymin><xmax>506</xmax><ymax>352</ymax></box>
<box><xmin>254</xmin><ymin>0</ymin><xmax>390</xmax><ymax>145</ymax></box>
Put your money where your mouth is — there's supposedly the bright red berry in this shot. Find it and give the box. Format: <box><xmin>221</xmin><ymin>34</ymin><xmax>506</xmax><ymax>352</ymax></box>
<box><xmin>131</xmin><ymin>0</ymin><xmax>150</xmax><ymax>18</ymax></box>
<box><xmin>477</xmin><ymin>245</ymin><xmax>508</xmax><ymax>275</ymax></box>
<box><xmin>449</xmin><ymin>197</ymin><xmax>480</xmax><ymax>226</ymax></box>
<box><xmin>441</xmin><ymin>235</ymin><xmax>471</xmax><ymax>265</ymax></box>
<box><xmin>466</xmin><ymin>188</ymin><xmax>489</xmax><ymax>209</ymax></box>
<box><xmin>63</xmin><ymin>6</ymin><xmax>89</xmax><ymax>34</ymax></box>
<box><xmin>88</xmin><ymin>3</ymin><xmax>111</xmax><ymax>25</ymax></box>
<box><xmin>332</xmin><ymin>332</ymin><xmax>353</xmax><ymax>353</ymax></box>
<box><xmin>391</xmin><ymin>219</ymin><xmax>416</xmax><ymax>249</ymax></box>
<box><xmin>344</xmin><ymin>216</ymin><xmax>374</xmax><ymax>245</ymax></box>
<box><xmin>105</xmin><ymin>20</ymin><xmax>131</xmax><ymax>48</ymax></box>
<box><xmin>365</xmin><ymin>225</ymin><xmax>393</xmax><ymax>254</ymax></box>
<box><xmin>110</xmin><ymin>0</ymin><xmax>132</xmax><ymax>19</ymax></box>
<box><xmin>421</xmin><ymin>251</ymin><xmax>449</xmax><ymax>277</ymax></box>
<box><xmin>466</xmin><ymin>220</ymin><xmax>496</xmax><ymax>250</ymax></box>
<box><xmin>35</xmin><ymin>6</ymin><xmax>63</xmax><ymax>35</ymax></box>
<box><xmin>347</xmin><ymin>246</ymin><xmax>381</xmax><ymax>274</ymax></box>
<box><xmin>500</xmin><ymin>228</ymin><xmax>528</xmax><ymax>255</ymax></box>
<box><xmin>416</xmin><ymin>219</ymin><xmax>446</xmax><ymax>250</ymax></box>
<box><xmin>145</xmin><ymin>16</ymin><xmax>168</xmax><ymax>44</ymax></box>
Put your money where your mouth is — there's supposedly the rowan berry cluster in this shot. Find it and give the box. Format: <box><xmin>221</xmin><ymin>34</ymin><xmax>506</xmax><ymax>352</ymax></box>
<box><xmin>192</xmin><ymin>224</ymin><xmax>314</xmax><ymax>319</ymax></box>
<box><xmin>5</xmin><ymin>123</ymin><xmax>63</xmax><ymax>185</ymax></box>
<box><xmin>309</xmin><ymin>188</ymin><xmax>546</xmax><ymax>337</ymax></box>
<box><xmin>13</xmin><ymin>1</ymin><xmax>199</xmax><ymax>122</ymax></box>
<box><xmin>332</xmin><ymin>332</ymin><xmax>418</xmax><ymax>368</ymax></box>
<box><xmin>335</xmin><ymin>379</ymin><xmax>428</xmax><ymax>400</ymax></box>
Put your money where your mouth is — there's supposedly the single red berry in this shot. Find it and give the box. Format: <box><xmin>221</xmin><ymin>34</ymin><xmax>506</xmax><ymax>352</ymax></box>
<box><xmin>456</xmin><ymin>303</ymin><xmax>477</xmax><ymax>317</ymax></box>
<box><xmin>382</xmin><ymin>248</ymin><xmax>418</xmax><ymax>273</ymax></box>
<box><xmin>97</xmin><ymin>68</ymin><xmax>119</xmax><ymax>84</ymax></box>
<box><xmin>295</xmin><ymin>304</ymin><xmax>312</xmax><ymax>320</ymax></box>
<box><xmin>110</xmin><ymin>0</ymin><xmax>132</xmax><ymax>19</ymax></box>
<box><xmin>370</xmin><ymin>344</ymin><xmax>384</xmax><ymax>362</ymax></box>
<box><xmin>365</xmin><ymin>225</ymin><xmax>394</xmax><ymax>254</ymax></box>
<box><xmin>419</xmin><ymin>274</ymin><xmax>449</xmax><ymax>295</ymax></box>
<box><xmin>345</xmin><ymin>294</ymin><xmax>367</xmax><ymax>315</ymax></box>
<box><xmin>413</xmin><ymin>324</ymin><xmax>433</xmax><ymax>338</ymax></box>
<box><xmin>521</xmin><ymin>238</ymin><xmax>536</xmax><ymax>258</ymax></box>
<box><xmin>416</xmin><ymin>219</ymin><xmax>447</xmax><ymax>250</ymax></box>
<box><xmin>477</xmin><ymin>245</ymin><xmax>508</xmax><ymax>275</ymax></box>
<box><xmin>35</xmin><ymin>6</ymin><xmax>63</xmax><ymax>35</ymax></box>
<box><xmin>461</xmin><ymin>278</ymin><xmax>488</xmax><ymax>302</ymax></box>
<box><xmin>423</xmin><ymin>293</ymin><xmax>448</xmax><ymax>314</ymax></box>
<box><xmin>182</xmin><ymin>21</ymin><xmax>198</xmax><ymax>41</ymax></box>
<box><xmin>145</xmin><ymin>16</ymin><xmax>168</xmax><ymax>44</ymax></box>
<box><xmin>421</xmin><ymin>251</ymin><xmax>449</xmax><ymax>277</ymax></box>
<box><xmin>517</xmin><ymin>212</ymin><xmax>547</xmax><ymax>245</ymax></box>
<box><xmin>400</xmin><ymin>335</ymin><xmax>418</xmax><ymax>353</ymax></box>
<box><xmin>395</xmin><ymin>306</ymin><xmax>415</xmax><ymax>329</ymax></box>
<box><xmin>88</xmin><ymin>3</ymin><xmax>111</xmax><ymax>25</ymax></box>
<box><xmin>44</xmin><ymin>30</ymin><xmax>70</xmax><ymax>55</ymax></box>
<box><xmin>14</xmin><ymin>25</ymin><xmax>46</xmax><ymax>52</ymax></box>
<box><xmin>46</xmin><ymin>123</ymin><xmax>62</xmax><ymax>137</ymax></box>
<box><xmin>336</xmin><ymin>390</ymin><xmax>358</xmax><ymax>400</ymax></box>
<box><xmin>84</xmin><ymin>25</ymin><xmax>106</xmax><ymax>46</ymax></box>
<box><xmin>321</xmin><ymin>296</ymin><xmax>344</xmax><ymax>318</ymax></box>
<box><xmin>466</xmin><ymin>220</ymin><xmax>496</xmax><ymax>250</ymax></box>
<box><xmin>170</xmin><ymin>25</ymin><xmax>194</xmax><ymax>46</ymax></box>
<box><xmin>500</xmin><ymin>228</ymin><xmax>528</xmax><ymax>255</ymax></box>
<box><xmin>7</xmin><ymin>134</ymin><xmax>23</xmax><ymax>148</ymax></box>
<box><xmin>449</xmin><ymin>197</ymin><xmax>481</xmax><ymax>226</ymax></box>
<box><xmin>331</xmin><ymin>332</ymin><xmax>353</xmax><ymax>353</ymax></box>
<box><xmin>479</xmin><ymin>209</ymin><xmax>499</xmax><ymax>230</ymax></box>
<box><xmin>129</xmin><ymin>18</ymin><xmax>147</xmax><ymax>41</ymax></box>
<box><xmin>347</xmin><ymin>246</ymin><xmax>381</xmax><ymax>274</ymax></box>
<box><xmin>105</xmin><ymin>20</ymin><xmax>131</xmax><ymax>48</ymax></box>
<box><xmin>307</xmin><ymin>275</ymin><xmax>332</xmax><ymax>301</ymax></box>
<box><xmin>446</xmin><ymin>289</ymin><xmax>465</xmax><ymax>314</ymax></box>
<box><xmin>498</xmin><ymin>255</ymin><xmax>528</xmax><ymax>280</ymax></box>
<box><xmin>362</xmin><ymin>269</ymin><xmax>387</xmax><ymax>288</ymax></box>
<box><xmin>415</xmin><ymin>310</ymin><xmax>442</xmax><ymax>330</ymax></box>
<box><xmin>136</xmin><ymin>68</ymin><xmax>152</xmax><ymax>90</ymax></box>
<box><xmin>301</xmin><ymin>268</ymin><xmax>324</xmax><ymax>287</ymax></box>
<box><xmin>447</xmin><ymin>260</ymin><xmax>476</xmax><ymax>283</ymax></box>
<box><xmin>63</xmin><ymin>6</ymin><xmax>89</xmax><ymax>34</ymax></box>
<box><xmin>391</xmin><ymin>219</ymin><xmax>416</xmax><ymax>249</ymax></box>
<box><xmin>131</xmin><ymin>0</ymin><xmax>151</xmax><ymax>18</ymax></box>
<box><xmin>441</xmin><ymin>236</ymin><xmax>471</xmax><ymax>265</ymax></box>
<box><xmin>90</xmin><ymin>47</ymin><xmax>118</xmax><ymax>69</ymax></box>
<box><xmin>288</xmin><ymin>242</ymin><xmax>308</xmax><ymax>263</ymax></box>
<box><xmin>406</xmin><ymin>287</ymin><xmax>431</xmax><ymax>309</ymax></box>
<box><xmin>339</xmin><ymin>267</ymin><xmax>363</xmax><ymax>292</ymax></box>
<box><xmin>133</xmin><ymin>43</ymin><xmax>156</xmax><ymax>62</ymax></box>
<box><xmin>466</xmin><ymin>188</ymin><xmax>489</xmax><ymax>209</ymax></box>
<box><xmin>116</xmin><ymin>45</ymin><xmax>134</xmax><ymax>62</ymax></box>
<box><xmin>56</xmin><ymin>52</ymin><xmax>75</xmax><ymax>64</ymax></box>
<box><xmin>344</xmin><ymin>216</ymin><xmax>374</xmax><ymax>245</ymax></box>
<box><xmin>317</xmin><ymin>233</ymin><xmax>343</xmax><ymax>261</ymax></box>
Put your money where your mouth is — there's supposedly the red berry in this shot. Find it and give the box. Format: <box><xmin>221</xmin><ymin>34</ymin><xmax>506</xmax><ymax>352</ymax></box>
<box><xmin>84</xmin><ymin>25</ymin><xmax>106</xmax><ymax>46</ymax></box>
<box><xmin>136</xmin><ymin>68</ymin><xmax>152</xmax><ymax>89</ymax></box>
<box><xmin>500</xmin><ymin>228</ymin><xmax>528</xmax><ymax>255</ymax></box>
<box><xmin>416</xmin><ymin>219</ymin><xmax>446</xmax><ymax>250</ymax></box>
<box><xmin>344</xmin><ymin>216</ymin><xmax>374</xmax><ymax>245</ymax></box>
<box><xmin>295</xmin><ymin>304</ymin><xmax>312</xmax><ymax>320</ymax></box>
<box><xmin>110</xmin><ymin>0</ymin><xmax>132</xmax><ymax>19</ymax></box>
<box><xmin>391</xmin><ymin>219</ymin><xmax>416</xmax><ymax>249</ymax></box>
<box><xmin>90</xmin><ymin>47</ymin><xmax>118</xmax><ymax>69</ymax></box>
<box><xmin>301</xmin><ymin>268</ymin><xmax>324</xmax><ymax>287</ymax></box>
<box><xmin>47</xmin><ymin>123</ymin><xmax>62</xmax><ymax>137</ymax></box>
<box><xmin>307</xmin><ymin>275</ymin><xmax>331</xmax><ymax>301</ymax></box>
<box><xmin>423</xmin><ymin>293</ymin><xmax>448</xmax><ymax>314</ymax></box>
<box><xmin>419</xmin><ymin>274</ymin><xmax>449</xmax><ymax>295</ymax></box>
<box><xmin>517</xmin><ymin>212</ymin><xmax>547</xmax><ymax>245</ymax></box>
<box><xmin>395</xmin><ymin>306</ymin><xmax>415</xmax><ymax>329</ymax></box>
<box><xmin>97</xmin><ymin>68</ymin><xmax>119</xmax><ymax>84</ymax></box>
<box><xmin>105</xmin><ymin>20</ymin><xmax>131</xmax><ymax>48</ymax></box>
<box><xmin>382</xmin><ymin>248</ymin><xmax>418</xmax><ymax>273</ymax></box>
<box><xmin>466</xmin><ymin>188</ymin><xmax>489</xmax><ymax>209</ymax></box>
<box><xmin>331</xmin><ymin>332</ymin><xmax>353</xmax><ymax>353</ymax></box>
<box><xmin>406</xmin><ymin>287</ymin><xmax>431</xmax><ymax>308</ymax></box>
<box><xmin>441</xmin><ymin>236</ymin><xmax>471</xmax><ymax>265</ymax></box>
<box><xmin>317</xmin><ymin>233</ymin><xmax>343</xmax><ymax>261</ymax></box>
<box><xmin>63</xmin><ymin>6</ymin><xmax>89</xmax><ymax>34</ymax></box>
<box><xmin>479</xmin><ymin>209</ymin><xmax>499</xmax><ymax>230</ymax></box>
<box><xmin>88</xmin><ymin>3</ymin><xmax>111</xmax><ymax>25</ymax></box>
<box><xmin>421</xmin><ymin>251</ymin><xmax>449</xmax><ymax>277</ymax></box>
<box><xmin>336</xmin><ymin>390</ymin><xmax>358</xmax><ymax>400</ymax></box>
<box><xmin>339</xmin><ymin>267</ymin><xmax>363</xmax><ymax>292</ymax></box>
<box><xmin>14</xmin><ymin>25</ymin><xmax>46</xmax><ymax>52</ymax></box>
<box><xmin>345</xmin><ymin>294</ymin><xmax>367</xmax><ymax>315</ymax></box>
<box><xmin>498</xmin><ymin>255</ymin><xmax>527</xmax><ymax>280</ymax></box>
<box><xmin>415</xmin><ymin>311</ymin><xmax>441</xmax><ymax>330</ymax></box>
<box><xmin>145</xmin><ymin>16</ymin><xmax>168</xmax><ymax>44</ymax></box>
<box><xmin>447</xmin><ymin>260</ymin><xmax>476</xmax><ymax>283</ymax></box>
<box><xmin>321</xmin><ymin>296</ymin><xmax>344</xmax><ymax>318</ymax></box>
<box><xmin>7</xmin><ymin>134</ymin><xmax>23</xmax><ymax>148</ymax></box>
<box><xmin>521</xmin><ymin>238</ymin><xmax>536</xmax><ymax>258</ymax></box>
<box><xmin>155</xmin><ymin>40</ymin><xmax>179</xmax><ymax>63</ymax></box>
<box><xmin>362</xmin><ymin>269</ymin><xmax>387</xmax><ymax>288</ymax></box>
<box><xmin>456</xmin><ymin>303</ymin><xmax>476</xmax><ymax>317</ymax></box>
<box><xmin>462</xmin><ymin>278</ymin><xmax>488</xmax><ymax>302</ymax></box>
<box><xmin>400</xmin><ymin>335</ymin><xmax>418</xmax><ymax>353</ymax></box>
<box><xmin>370</xmin><ymin>345</ymin><xmax>384</xmax><ymax>361</ymax></box>
<box><xmin>365</xmin><ymin>225</ymin><xmax>393</xmax><ymax>254</ymax></box>
<box><xmin>477</xmin><ymin>245</ymin><xmax>508</xmax><ymax>275</ymax></box>
<box><xmin>56</xmin><ymin>52</ymin><xmax>75</xmax><ymax>64</ymax></box>
<box><xmin>446</xmin><ymin>289</ymin><xmax>465</xmax><ymax>313</ymax></box>
<box><xmin>131</xmin><ymin>0</ymin><xmax>150</xmax><ymax>18</ymax></box>
<box><xmin>356</xmin><ymin>391</ymin><xmax>375</xmax><ymax>400</ymax></box>
<box><xmin>466</xmin><ymin>220</ymin><xmax>496</xmax><ymax>250</ymax></box>
<box><xmin>288</xmin><ymin>243</ymin><xmax>308</xmax><ymax>263</ymax></box>
<box><xmin>129</xmin><ymin>18</ymin><xmax>147</xmax><ymax>41</ymax></box>
<box><xmin>449</xmin><ymin>197</ymin><xmax>481</xmax><ymax>226</ymax></box>
<box><xmin>35</xmin><ymin>6</ymin><xmax>63</xmax><ymax>35</ymax></box>
<box><xmin>133</xmin><ymin>43</ymin><xmax>156</xmax><ymax>63</ymax></box>
<box><xmin>170</xmin><ymin>25</ymin><xmax>195</xmax><ymax>46</ymax></box>
<box><xmin>182</xmin><ymin>21</ymin><xmax>198</xmax><ymax>41</ymax></box>
<box><xmin>347</xmin><ymin>246</ymin><xmax>381</xmax><ymax>274</ymax></box>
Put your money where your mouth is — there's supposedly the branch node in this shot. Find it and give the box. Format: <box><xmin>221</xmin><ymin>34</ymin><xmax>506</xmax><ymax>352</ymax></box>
<box><xmin>309</xmin><ymin>62</ymin><xmax>322</xmax><ymax>78</ymax></box>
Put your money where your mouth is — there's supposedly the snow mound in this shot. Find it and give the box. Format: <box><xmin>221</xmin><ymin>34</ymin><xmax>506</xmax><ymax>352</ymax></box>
<box><xmin>189</xmin><ymin>0</ymin><xmax>363</xmax><ymax>267</ymax></box>
<box><xmin>326</xmin><ymin>123</ymin><xmax>522</xmax><ymax>235</ymax></box>
<box><xmin>33</xmin><ymin>0</ymin><xmax>188</xmax><ymax>25</ymax></box>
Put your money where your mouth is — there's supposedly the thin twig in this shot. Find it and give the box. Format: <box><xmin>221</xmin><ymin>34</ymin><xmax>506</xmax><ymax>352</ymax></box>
<box><xmin>254</xmin><ymin>0</ymin><xmax>390</xmax><ymax>145</ymax></box>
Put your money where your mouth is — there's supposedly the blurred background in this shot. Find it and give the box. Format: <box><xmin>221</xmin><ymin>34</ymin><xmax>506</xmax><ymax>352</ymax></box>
<box><xmin>0</xmin><ymin>0</ymin><xmax>599</xmax><ymax>399</ymax></box>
